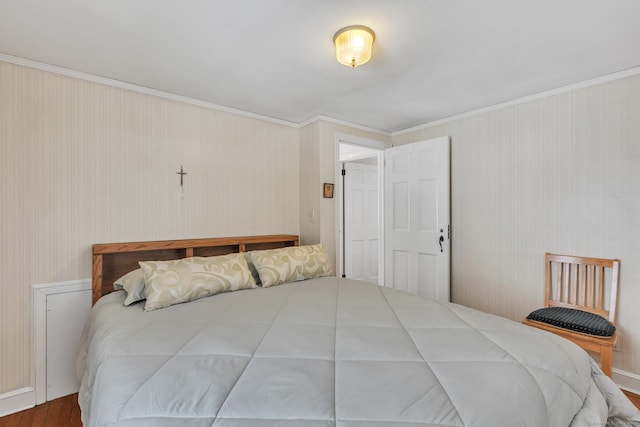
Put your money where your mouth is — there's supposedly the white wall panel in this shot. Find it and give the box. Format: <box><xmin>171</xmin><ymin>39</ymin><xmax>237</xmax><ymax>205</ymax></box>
<box><xmin>0</xmin><ymin>61</ymin><xmax>300</xmax><ymax>394</ymax></box>
<box><xmin>46</xmin><ymin>289</ymin><xmax>91</xmax><ymax>401</ymax></box>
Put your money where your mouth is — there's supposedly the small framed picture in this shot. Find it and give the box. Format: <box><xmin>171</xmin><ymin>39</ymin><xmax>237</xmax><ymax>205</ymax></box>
<box><xmin>323</xmin><ymin>183</ymin><xmax>334</xmax><ymax>198</ymax></box>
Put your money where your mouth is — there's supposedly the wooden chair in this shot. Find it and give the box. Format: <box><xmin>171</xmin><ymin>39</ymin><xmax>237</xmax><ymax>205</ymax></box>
<box><xmin>523</xmin><ymin>253</ymin><xmax>620</xmax><ymax>377</ymax></box>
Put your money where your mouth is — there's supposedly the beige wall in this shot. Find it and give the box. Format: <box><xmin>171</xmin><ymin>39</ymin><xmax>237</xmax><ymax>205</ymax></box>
<box><xmin>394</xmin><ymin>74</ymin><xmax>640</xmax><ymax>375</ymax></box>
<box><xmin>3</xmin><ymin>56</ymin><xmax>638</xmax><ymax>396</ymax></box>
<box><xmin>0</xmin><ymin>61</ymin><xmax>300</xmax><ymax>394</ymax></box>
<box><xmin>299</xmin><ymin>120</ymin><xmax>391</xmax><ymax>271</ymax></box>
<box><xmin>299</xmin><ymin>121</ymin><xmax>321</xmax><ymax>247</ymax></box>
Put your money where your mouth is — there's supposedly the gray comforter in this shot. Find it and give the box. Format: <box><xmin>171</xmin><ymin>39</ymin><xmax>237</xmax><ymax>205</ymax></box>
<box><xmin>77</xmin><ymin>277</ymin><xmax>640</xmax><ymax>426</ymax></box>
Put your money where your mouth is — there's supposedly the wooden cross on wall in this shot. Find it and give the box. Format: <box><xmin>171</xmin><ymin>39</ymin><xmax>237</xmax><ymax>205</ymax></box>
<box><xmin>176</xmin><ymin>165</ymin><xmax>187</xmax><ymax>187</ymax></box>
<box><xmin>177</xmin><ymin>165</ymin><xmax>187</xmax><ymax>199</ymax></box>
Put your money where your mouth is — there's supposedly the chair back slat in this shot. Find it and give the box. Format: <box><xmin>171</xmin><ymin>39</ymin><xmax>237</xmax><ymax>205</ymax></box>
<box><xmin>610</xmin><ymin>261</ymin><xmax>620</xmax><ymax>323</ymax></box>
<box><xmin>597</xmin><ymin>266</ymin><xmax>605</xmax><ymax>311</ymax></box>
<box><xmin>570</xmin><ymin>263</ymin><xmax>578</xmax><ymax>305</ymax></box>
<box><xmin>544</xmin><ymin>253</ymin><xmax>619</xmax><ymax>323</ymax></box>
<box><xmin>556</xmin><ymin>263</ymin><xmax>563</xmax><ymax>301</ymax></box>
<box><xmin>587</xmin><ymin>265</ymin><xmax>595</xmax><ymax>307</ymax></box>
<box><xmin>578</xmin><ymin>264</ymin><xmax>586</xmax><ymax>306</ymax></box>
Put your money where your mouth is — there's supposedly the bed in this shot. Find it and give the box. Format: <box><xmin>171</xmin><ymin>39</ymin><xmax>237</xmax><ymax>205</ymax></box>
<box><xmin>77</xmin><ymin>235</ymin><xmax>640</xmax><ymax>426</ymax></box>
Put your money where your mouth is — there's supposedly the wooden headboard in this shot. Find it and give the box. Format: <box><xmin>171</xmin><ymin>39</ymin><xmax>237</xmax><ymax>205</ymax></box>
<box><xmin>92</xmin><ymin>234</ymin><xmax>299</xmax><ymax>304</ymax></box>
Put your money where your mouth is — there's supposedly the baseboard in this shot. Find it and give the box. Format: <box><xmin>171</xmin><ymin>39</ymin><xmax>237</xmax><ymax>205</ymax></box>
<box><xmin>613</xmin><ymin>368</ymin><xmax>640</xmax><ymax>395</ymax></box>
<box><xmin>0</xmin><ymin>387</ymin><xmax>35</xmax><ymax>417</ymax></box>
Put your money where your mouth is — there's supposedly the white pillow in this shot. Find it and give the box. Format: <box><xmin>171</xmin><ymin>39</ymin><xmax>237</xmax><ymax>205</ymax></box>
<box><xmin>113</xmin><ymin>268</ymin><xmax>146</xmax><ymax>306</ymax></box>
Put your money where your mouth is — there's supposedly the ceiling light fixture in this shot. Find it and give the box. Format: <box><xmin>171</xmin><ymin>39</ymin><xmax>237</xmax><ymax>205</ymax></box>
<box><xmin>333</xmin><ymin>25</ymin><xmax>375</xmax><ymax>68</ymax></box>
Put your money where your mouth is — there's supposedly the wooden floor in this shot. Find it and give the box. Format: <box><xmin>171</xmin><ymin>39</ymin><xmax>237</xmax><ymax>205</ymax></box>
<box><xmin>0</xmin><ymin>394</ymin><xmax>81</xmax><ymax>427</ymax></box>
<box><xmin>1</xmin><ymin>390</ymin><xmax>639</xmax><ymax>426</ymax></box>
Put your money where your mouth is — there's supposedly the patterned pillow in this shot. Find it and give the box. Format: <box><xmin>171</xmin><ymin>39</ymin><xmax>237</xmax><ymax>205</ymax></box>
<box><xmin>114</xmin><ymin>268</ymin><xmax>147</xmax><ymax>306</ymax></box>
<box><xmin>250</xmin><ymin>244</ymin><xmax>333</xmax><ymax>288</ymax></box>
<box><xmin>140</xmin><ymin>253</ymin><xmax>257</xmax><ymax>311</ymax></box>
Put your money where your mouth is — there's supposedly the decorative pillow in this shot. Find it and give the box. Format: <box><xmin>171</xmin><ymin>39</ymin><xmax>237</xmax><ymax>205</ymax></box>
<box><xmin>113</xmin><ymin>268</ymin><xmax>147</xmax><ymax>306</ymax></box>
<box><xmin>526</xmin><ymin>307</ymin><xmax>616</xmax><ymax>337</ymax></box>
<box><xmin>140</xmin><ymin>253</ymin><xmax>257</xmax><ymax>311</ymax></box>
<box><xmin>250</xmin><ymin>244</ymin><xmax>333</xmax><ymax>288</ymax></box>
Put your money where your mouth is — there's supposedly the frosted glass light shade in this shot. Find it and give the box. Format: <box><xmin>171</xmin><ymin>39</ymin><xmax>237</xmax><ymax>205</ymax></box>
<box><xmin>333</xmin><ymin>25</ymin><xmax>375</xmax><ymax>68</ymax></box>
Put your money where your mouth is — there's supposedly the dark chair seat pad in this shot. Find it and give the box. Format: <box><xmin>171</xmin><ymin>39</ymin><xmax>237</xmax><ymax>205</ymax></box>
<box><xmin>526</xmin><ymin>307</ymin><xmax>616</xmax><ymax>337</ymax></box>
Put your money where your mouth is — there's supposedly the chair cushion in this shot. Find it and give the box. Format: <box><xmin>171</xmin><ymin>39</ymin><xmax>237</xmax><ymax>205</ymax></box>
<box><xmin>526</xmin><ymin>307</ymin><xmax>616</xmax><ymax>337</ymax></box>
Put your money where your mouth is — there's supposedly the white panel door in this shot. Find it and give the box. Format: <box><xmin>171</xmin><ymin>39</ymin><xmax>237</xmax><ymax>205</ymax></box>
<box><xmin>384</xmin><ymin>136</ymin><xmax>450</xmax><ymax>301</ymax></box>
<box><xmin>344</xmin><ymin>161</ymin><xmax>379</xmax><ymax>284</ymax></box>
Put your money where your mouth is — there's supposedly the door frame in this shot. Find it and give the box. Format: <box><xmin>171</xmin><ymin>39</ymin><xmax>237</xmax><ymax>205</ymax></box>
<box><xmin>334</xmin><ymin>133</ymin><xmax>390</xmax><ymax>283</ymax></box>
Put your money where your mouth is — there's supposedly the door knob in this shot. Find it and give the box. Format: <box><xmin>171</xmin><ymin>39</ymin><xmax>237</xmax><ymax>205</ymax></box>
<box><xmin>438</xmin><ymin>235</ymin><xmax>444</xmax><ymax>252</ymax></box>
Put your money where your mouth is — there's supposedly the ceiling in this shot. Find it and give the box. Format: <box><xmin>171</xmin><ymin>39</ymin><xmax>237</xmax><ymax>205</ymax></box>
<box><xmin>1</xmin><ymin>0</ymin><xmax>639</xmax><ymax>133</ymax></box>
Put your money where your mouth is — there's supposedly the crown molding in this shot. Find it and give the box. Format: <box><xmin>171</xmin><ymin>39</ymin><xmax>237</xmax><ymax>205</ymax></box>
<box><xmin>0</xmin><ymin>53</ymin><xmax>394</xmax><ymax>134</ymax></box>
<box><xmin>299</xmin><ymin>115</ymin><xmax>391</xmax><ymax>137</ymax></box>
<box><xmin>4</xmin><ymin>52</ymin><xmax>638</xmax><ymax>138</ymax></box>
<box><xmin>392</xmin><ymin>66</ymin><xmax>640</xmax><ymax>137</ymax></box>
<box><xmin>0</xmin><ymin>53</ymin><xmax>301</xmax><ymax>129</ymax></box>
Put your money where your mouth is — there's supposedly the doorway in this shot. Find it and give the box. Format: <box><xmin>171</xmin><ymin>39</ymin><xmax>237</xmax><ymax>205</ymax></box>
<box><xmin>343</xmin><ymin>155</ymin><xmax>379</xmax><ymax>284</ymax></box>
<box><xmin>336</xmin><ymin>135</ymin><xmax>388</xmax><ymax>285</ymax></box>
<box><xmin>335</xmin><ymin>134</ymin><xmax>451</xmax><ymax>302</ymax></box>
